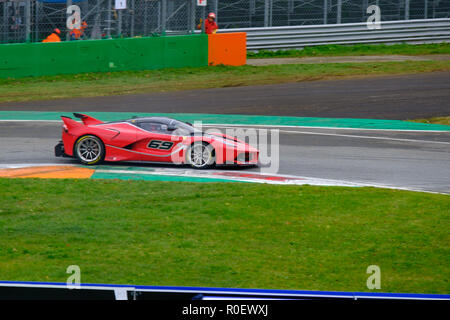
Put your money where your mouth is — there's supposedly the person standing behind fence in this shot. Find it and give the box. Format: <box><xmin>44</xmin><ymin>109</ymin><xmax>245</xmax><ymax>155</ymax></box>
<box><xmin>70</xmin><ymin>21</ymin><xmax>88</xmax><ymax>40</ymax></box>
<box><xmin>197</xmin><ymin>12</ymin><xmax>218</xmax><ymax>34</ymax></box>
<box><xmin>42</xmin><ymin>28</ymin><xmax>61</xmax><ymax>43</ymax></box>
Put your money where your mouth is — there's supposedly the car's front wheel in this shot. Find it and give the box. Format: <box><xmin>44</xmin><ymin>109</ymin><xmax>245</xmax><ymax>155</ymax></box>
<box><xmin>186</xmin><ymin>142</ymin><xmax>215</xmax><ymax>169</ymax></box>
<box><xmin>74</xmin><ymin>135</ymin><xmax>105</xmax><ymax>165</ymax></box>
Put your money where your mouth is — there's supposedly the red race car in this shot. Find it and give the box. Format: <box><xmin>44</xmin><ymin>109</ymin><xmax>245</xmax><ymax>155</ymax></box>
<box><xmin>55</xmin><ymin>113</ymin><xmax>259</xmax><ymax>169</ymax></box>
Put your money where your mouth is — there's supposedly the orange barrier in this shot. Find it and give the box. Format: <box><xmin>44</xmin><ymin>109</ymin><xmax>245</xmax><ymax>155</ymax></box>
<box><xmin>208</xmin><ymin>33</ymin><xmax>246</xmax><ymax>66</ymax></box>
<box><xmin>0</xmin><ymin>166</ymin><xmax>95</xmax><ymax>179</ymax></box>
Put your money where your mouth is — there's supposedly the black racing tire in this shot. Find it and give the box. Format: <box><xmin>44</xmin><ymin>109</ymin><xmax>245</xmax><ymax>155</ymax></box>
<box><xmin>74</xmin><ymin>135</ymin><xmax>105</xmax><ymax>165</ymax></box>
<box><xmin>186</xmin><ymin>142</ymin><xmax>215</xmax><ymax>169</ymax></box>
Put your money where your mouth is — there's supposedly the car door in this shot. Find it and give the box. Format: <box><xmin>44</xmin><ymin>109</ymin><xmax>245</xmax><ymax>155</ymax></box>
<box><xmin>133</xmin><ymin>121</ymin><xmax>183</xmax><ymax>163</ymax></box>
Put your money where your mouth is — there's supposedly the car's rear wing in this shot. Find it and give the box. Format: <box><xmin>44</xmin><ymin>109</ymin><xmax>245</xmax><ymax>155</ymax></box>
<box><xmin>60</xmin><ymin>113</ymin><xmax>104</xmax><ymax>131</ymax></box>
<box><xmin>73</xmin><ymin>113</ymin><xmax>104</xmax><ymax>126</ymax></box>
<box><xmin>61</xmin><ymin>116</ymin><xmax>82</xmax><ymax>131</ymax></box>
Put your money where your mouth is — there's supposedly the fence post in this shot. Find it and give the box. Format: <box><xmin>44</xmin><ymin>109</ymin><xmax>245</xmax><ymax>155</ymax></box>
<box><xmin>118</xmin><ymin>8</ymin><xmax>122</xmax><ymax>36</ymax></box>
<box><xmin>270</xmin><ymin>0</ymin><xmax>273</xmax><ymax>27</ymax></box>
<box><xmin>323</xmin><ymin>0</ymin><xmax>328</xmax><ymax>24</ymax></box>
<box><xmin>405</xmin><ymin>0</ymin><xmax>410</xmax><ymax>20</ymax></box>
<box><xmin>66</xmin><ymin>0</ymin><xmax>72</xmax><ymax>41</ymax></box>
<box><xmin>424</xmin><ymin>0</ymin><xmax>428</xmax><ymax>19</ymax></box>
<box><xmin>130</xmin><ymin>0</ymin><xmax>135</xmax><ymax>37</ymax></box>
<box><xmin>1</xmin><ymin>3</ymin><xmax>4</xmax><ymax>43</ymax></box>
<box><xmin>35</xmin><ymin>0</ymin><xmax>39</xmax><ymax>42</ymax></box>
<box><xmin>189</xmin><ymin>0</ymin><xmax>195</xmax><ymax>33</ymax></box>
<box><xmin>432</xmin><ymin>0</ymin><xmax>436</xmax><ymax>19</ymax></box>
<box><xmin>144</xmin><ymin>0</ymin><xmax>148</xmax><ymax>36</ymax></box>
<box><xmin>264</xmin><ymin>0</ymin><xmax>269</xmax><ymax>27</ymax></box>
<box><xmin>202</xmin><ymin>3</ymin><xmax>206</xmax><ymax>33</ymax></box>
<box><xmin>161</xmin><ymin>0</ymin><xmax>167</xmax><ymax>35</ymax></box>
<box><xmin>362</xmin><ymin>0</ymin><xmax>368</xmax><ymax>22</ymax></box>
<box><xmin>337</xmin><ymin>0</ymin><xmax>342</xmax><ymax>24</ymax></box>
<box><xmin>288</xmin><ymin>0</ymin><xmax>293</xmax><ymax>14</ymax></box>
<box><xmin>212</xmin><ymin>0</ymin><xmax>218</xmax><ymax>23</ymax></box>
<box><xmin>25</xmin><ymin>0</ymin><xmax>31</xmax><ymax>42</ymax></box>
<box><xmin>107</xmin><ymin>0</ymin><xmax>112</xmax><ymax>38</ymax></box>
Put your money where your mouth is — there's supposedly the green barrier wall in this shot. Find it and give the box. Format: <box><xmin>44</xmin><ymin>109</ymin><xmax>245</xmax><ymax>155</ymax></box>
<box><xmin>0</xmin><ymin>35</ymin><xmax>209</xmax><ymax>79</ymax></box>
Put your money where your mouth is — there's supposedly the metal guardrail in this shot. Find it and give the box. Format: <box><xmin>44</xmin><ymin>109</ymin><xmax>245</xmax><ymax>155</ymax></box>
<box><xmin>218</xmin><ymin>19</ymin><xmax>450</xmax><ymax>51</ymax></box>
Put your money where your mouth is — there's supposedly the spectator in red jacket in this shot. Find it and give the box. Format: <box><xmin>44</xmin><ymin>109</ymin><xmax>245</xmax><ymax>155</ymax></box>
<box><xmin>198</xmin><ymin>12</ymin><xmax>218</xmax><ymax>34</ymax></box>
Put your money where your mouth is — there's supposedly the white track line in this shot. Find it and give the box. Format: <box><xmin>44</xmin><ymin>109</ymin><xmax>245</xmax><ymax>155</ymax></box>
<box><xmin>203</xmin><ymin>123</ymin><xmax>450</xmax><ymax>133</ymax></box>
<box><xmin>277</xmin><ymin>129</ymin><xmax>450</xmax><ymax>145</ymax></box>
<box><xmin>1</xmin><ymin>119</ymin><xmax>449</xmax><ymax>133</ymax></box>
<box><xmin>1</xmin><ymin>120</ymin><xmax>448</xmax><ymax>144</ymax></box>
<box><xmin>204</xmin><ymin>125</ymin><xmax>450</xmax><ymax>145</ymax></box>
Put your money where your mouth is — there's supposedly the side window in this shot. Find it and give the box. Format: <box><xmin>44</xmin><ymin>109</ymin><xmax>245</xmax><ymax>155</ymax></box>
<box><xmin>140</xmin><ymin>122</ymin><xmax>169</xmax><ymax>134</ymax></box>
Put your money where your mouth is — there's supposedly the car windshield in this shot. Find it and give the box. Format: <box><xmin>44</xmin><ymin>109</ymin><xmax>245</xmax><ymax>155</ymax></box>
<box><xmin>170</xmin><ymin>120</ymin><xmax>202</xmax><ymax>136</ymax></box>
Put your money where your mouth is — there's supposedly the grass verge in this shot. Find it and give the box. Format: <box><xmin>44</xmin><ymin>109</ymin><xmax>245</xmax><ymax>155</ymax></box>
<box><xmin>0</xmin><ymin>178</ymin><xmax>448</xmax><ymax>293</ymax></box>
<box><xmin>247</xmin><ymin>43</ymin><xmax>450</xmax><ymax>59</ymax></box>
<box><xmin>410</xmin><ymin>116</ymin><xmax>450</xmax><ymax>126</ymax></box>
<box><xmin>1</xmin><ymin>60</ymin><xmax>450</xmax><ymax>103</ymax></box>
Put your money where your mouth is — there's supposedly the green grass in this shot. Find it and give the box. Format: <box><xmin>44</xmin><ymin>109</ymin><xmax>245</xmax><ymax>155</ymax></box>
<box><xmin>410</xmin><ymin>116</ymin><xmax>450</xmax><ymax>126</ymax></box>
<box><xmin>1</xmin><ymin>60</ymin><xmax>450</xmax><ymax>103</ymax></box>
<box><xmin>247</xmin><ymin>43</ymin><xmax>450</xmax><ymax>59</ymax></box>
<box><xmin>0</xmin><ymin>178</ymin><xmax>448</xmax><ymax>294</ymax></box>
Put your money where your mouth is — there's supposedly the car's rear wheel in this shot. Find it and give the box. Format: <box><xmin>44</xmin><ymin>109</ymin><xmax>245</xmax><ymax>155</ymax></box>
<box><xmin>74</xmin><ymin>135</ymin><xmax>105</xmax><ymax>165</ymax></box>
<box><xmin>186</xmin><ymin>142</ymin><xmax>215</xmax><ymax>169</ymax></box>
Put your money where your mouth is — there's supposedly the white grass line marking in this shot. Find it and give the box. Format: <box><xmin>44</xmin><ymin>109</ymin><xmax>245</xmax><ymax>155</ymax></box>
<box><xmin>94</xmin><ymin>168</ymin><xmax>449</xmax><ymax>194</ymax></box>
<box><xmin>0</xmin><ymin>163</ymin><xmax>446</xmax><ymax>194</ymax></box>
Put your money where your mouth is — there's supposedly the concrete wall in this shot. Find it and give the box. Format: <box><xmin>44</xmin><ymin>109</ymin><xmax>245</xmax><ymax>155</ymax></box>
<box><xmin>0</xmin><ymin>34</ymin><xmax>209</xmax><ymax>79</ymax></box>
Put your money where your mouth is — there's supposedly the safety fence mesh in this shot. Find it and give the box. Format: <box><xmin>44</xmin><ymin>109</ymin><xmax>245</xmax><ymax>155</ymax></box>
<box><xmin>1</xmin><ymin>0</ymin><xmax>449</xmax><ymax>44</ymax></box>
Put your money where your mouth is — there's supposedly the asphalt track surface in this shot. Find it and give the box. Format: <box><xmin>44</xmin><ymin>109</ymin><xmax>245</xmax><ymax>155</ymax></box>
<box><xmin>1</xmin><ymin>72</ymin><xmax>449</xmax><ymax>193</ymax></box>
<box><xmin>1</xmin><ymin>72</ymin><xmax>450</xmax><ymax>120</ymax></box>
<box><xmin>1</xmin><ymin>121</ymin><xmax>449</xmax><ymax>193</ymax></box>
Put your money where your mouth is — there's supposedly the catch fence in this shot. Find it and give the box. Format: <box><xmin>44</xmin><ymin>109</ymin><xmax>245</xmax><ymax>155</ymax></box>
<box><xmin>1</xmin><ymin>1</ymin><xmax>449</xmax><ymax>44</ymax></box>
